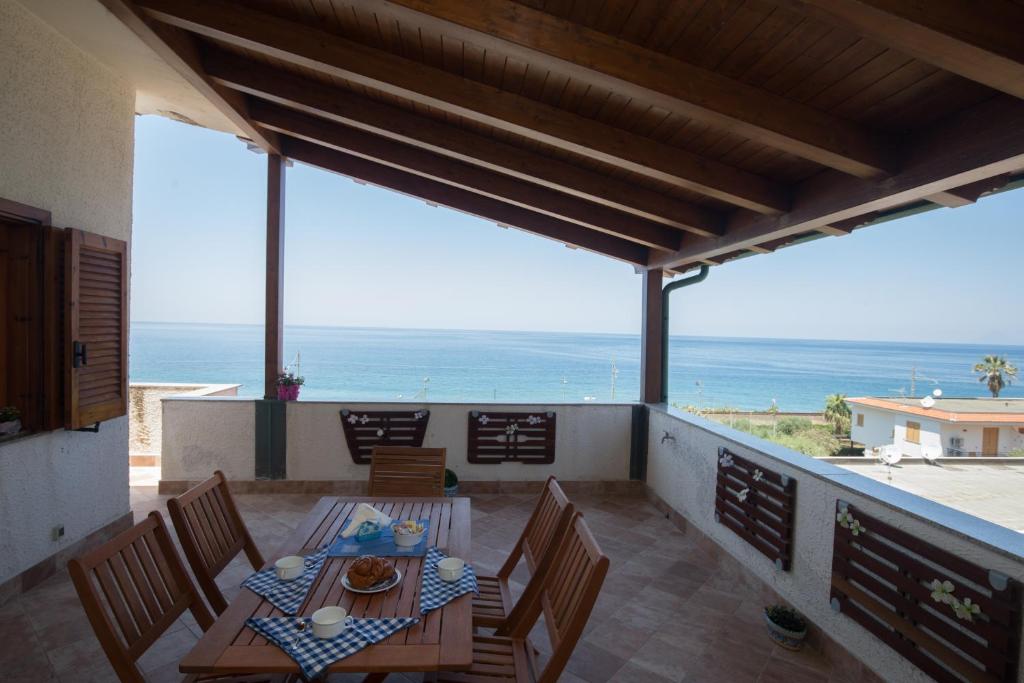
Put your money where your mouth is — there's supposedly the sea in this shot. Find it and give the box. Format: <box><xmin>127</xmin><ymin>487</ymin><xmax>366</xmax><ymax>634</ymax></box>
<box><xmin>129</xmin><ymin>322</ymin><xmax>1024</xmax><ymax>412</ymax></box>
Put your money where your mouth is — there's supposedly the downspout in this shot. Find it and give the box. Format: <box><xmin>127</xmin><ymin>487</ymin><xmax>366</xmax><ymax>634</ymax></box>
<box><xmin>661</xmin><ymin>265</ymin><xmax>710</xmax><ymax>403</ymax></box>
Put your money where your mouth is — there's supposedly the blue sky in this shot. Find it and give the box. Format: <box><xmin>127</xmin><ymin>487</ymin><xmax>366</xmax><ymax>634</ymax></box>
<box><xmin>132</xmin><ymin>115</ymin><xmax>1023</xmax><ymax>344</ymax></box>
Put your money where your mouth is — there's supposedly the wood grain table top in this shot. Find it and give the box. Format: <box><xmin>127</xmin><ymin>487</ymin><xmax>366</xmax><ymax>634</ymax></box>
<box><xmin>179</xmin><ymin>496</ymin><xmax>473</xmax><ymax>675</ymax></box>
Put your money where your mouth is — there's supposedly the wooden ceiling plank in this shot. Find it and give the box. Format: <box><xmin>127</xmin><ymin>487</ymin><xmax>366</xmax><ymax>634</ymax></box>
<box><xmin>203</xmin><ymin>49</ymin><xmax>725</xmax><ymax>237</ymax></box>
<box><xmin>278</xmin><ymin>136</ymin><xmax>650</xmax><ymax>265</ymax></box>
<box><xmin>96</xmin><ymin>0</ymin><xmax>280</xmax><ymax>153</ymax></box>
<box><xmin>792</xmin><ymin>0</ymin><xmax>1024</xmax><ymax>99</ymax></box>
<box><xmin>649</xmin><ymin>96</ymin><xmax>1024</xmax><ymax>269</ymax></box>
<box><xmin>249</xmin><ymin>99</ymin><xmax>682</xmax><ymax>251</ymax></box>
<box><xmin>135</xmin><ymin>0</ymin><xmax>790</xmax><ymax>214</ymax></box>
<box><xmin>346</xmin><ymin>0</ymin><xmax>892</xmax><ymax>178</ymax></box>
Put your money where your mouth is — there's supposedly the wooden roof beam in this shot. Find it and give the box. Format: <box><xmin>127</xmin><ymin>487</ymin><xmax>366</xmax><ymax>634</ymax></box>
<box><xmin>97</xmin><ymin>0</ymin><xmax>279</xmax><ymax>153</ymax></box>
<box><xmin>793</xmin><ymin>0</ymin><xmax>1024</xmax><ymax>100</ymax></box>
<box><xmin>648</xmin><ymin>97</ymin><xmax>1024</xmax><ymax>270</ymax></box>
<box><xmin>926</xmin><ymin>175</ymin><xmax>1011</xmax><ymax>208</ymax></box>
<box><xmin>249</xmin><ymin>100</ymin><xmax>682</xmax><ymax>252</ymax></box>
<box><xmin>278</xmin><ymin>137</ymin><xmax>649</xmax><ymax>266</ymax></box>
<box><xmin>351</xmin><ymin>0</ymin><xmax>892</xmax><ymax>179</ymax></box>
<box><xmin>135</xmin><ymin>0</ymin><xmax>790</xmax><ymax>214</ymax></box>
<box><xmin>203</xmin><ymin>49</ymin><xmax>724</xmax><ymax>238</ymax></box>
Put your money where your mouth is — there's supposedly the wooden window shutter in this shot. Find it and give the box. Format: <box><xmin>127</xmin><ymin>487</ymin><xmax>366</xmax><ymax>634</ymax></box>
<box><xmin>65</xmin><ymin>229</ymin><xmax>128</xmax><ymax>429</ymax></box>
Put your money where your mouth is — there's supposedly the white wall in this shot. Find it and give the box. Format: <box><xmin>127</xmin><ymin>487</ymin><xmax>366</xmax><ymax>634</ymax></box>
<box><xmin>941</xmin><ymin>423</ymin><xmax>1024</xmax><ymax>456</ymax></box>
<box><xmin>161</xmin><ymin>398</ymin><xmax>255</xmax><ymax>481</ymax></box>
<box><xmin>0</xmin><ymin>0</ymin><xmax>134</xmax><ymax>583</ymax></box>
<box><xmin>893</xmin><ymin>415</ymin><xmax>942</xmax><ymax>457</ymax></box>
<box><xmin>161</xmin><ymin>399</ymin><xmax>632</xmax><ymax>482</ymax></box>
<box><xmin>647</xmin><ymin>405</ymin><xmax>1024</xmax><ymax>683</ymax></box>
<box><xmin>849</xmin><ymin>405</ymin><xmax>894</xmax><ymax>448</ymax></box>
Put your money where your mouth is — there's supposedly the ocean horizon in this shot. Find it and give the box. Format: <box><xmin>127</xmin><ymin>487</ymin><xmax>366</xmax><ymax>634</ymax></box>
<box><xmin>129</xmin><ymin>321</ymin><xmax>1024</xmax><ymax>411</ymax></box>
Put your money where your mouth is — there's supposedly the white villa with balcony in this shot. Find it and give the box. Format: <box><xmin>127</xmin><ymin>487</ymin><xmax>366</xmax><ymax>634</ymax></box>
<box><xmin>848</xmin><ymin>396</ymin><xmax>1024</xmax><ymax>458</ymax></box>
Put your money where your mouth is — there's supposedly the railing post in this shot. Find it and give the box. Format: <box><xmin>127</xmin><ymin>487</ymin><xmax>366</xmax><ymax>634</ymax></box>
<box><xmin>640</xmin><ymin>268</ymin><xmax>664</xmax><ymax>404</ymax></box>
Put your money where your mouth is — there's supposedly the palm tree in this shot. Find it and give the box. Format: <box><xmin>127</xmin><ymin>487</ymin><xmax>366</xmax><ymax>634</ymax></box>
<box><xmin>974</xmin><ymin>356</ymin><xmax>1018</xmax><ymax>398</ymax></box>
<box><xmin>824</xmin><ymin>393</ymin><xmax>852</xmax><ymax>434</ymax></box>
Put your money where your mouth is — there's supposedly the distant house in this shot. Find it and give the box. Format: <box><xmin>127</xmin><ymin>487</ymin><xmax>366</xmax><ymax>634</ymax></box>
<box><xmin>848</xmin><ymin>397</ymin><xmax>1024</xmax><ymax>457</ymax></box>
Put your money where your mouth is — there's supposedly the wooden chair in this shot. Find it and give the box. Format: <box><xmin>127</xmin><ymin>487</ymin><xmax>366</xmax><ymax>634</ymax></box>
<box><xmin>69</xmin><ymin>512</ymin><xmax>290</xmax><ymax>683</ymax></box>
<box><xmin>437</xmin><ymin>513</ymin><xmax>609</xmax><ymax>683</ymax></box>
<box><xmin>368</xmin><ymin>446</ymin><xmax>446</xmax><ymax>497</ymax></box>
<box><xmin>167</xmin><ymin>470</ymin><xmax>264</xmax><ymax>615</ymax></box>
<box><xmin>473</xmin><ymin>476</ymin><xmax>575</xmax><ymax>629</ymax></box>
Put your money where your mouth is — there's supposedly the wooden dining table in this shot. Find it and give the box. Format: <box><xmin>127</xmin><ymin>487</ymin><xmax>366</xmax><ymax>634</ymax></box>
<box><xmin>179</xmin><ymin>496</ymin><xmax>473</xmax><ymax>679</ymax></box>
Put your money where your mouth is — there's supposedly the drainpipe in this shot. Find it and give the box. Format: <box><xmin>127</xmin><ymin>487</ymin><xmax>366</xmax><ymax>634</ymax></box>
<box><xmin>661</xmin><ymin>265</ymin><xmax>710</xmax><ymax>403</ymax></box>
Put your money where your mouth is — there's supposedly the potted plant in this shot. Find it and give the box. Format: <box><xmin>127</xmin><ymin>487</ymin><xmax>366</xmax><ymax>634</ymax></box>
<box><xmin>0</xmin><ymin>406</ymin><xmax>21</xmax><ymax>436</ymax></box>
<box><xmin>764</xmin><ymin>605</ymin><xmax>807</xmax><ymax>651</ymax></box>
<box><xmin>276</xmin><ymin>372</ymin><xmax>304</xmax><ymax>401</ymax></box>
<box><xmin>444</xmin><ymin>468</ymin><xmax>459</xmax><ymax>497</ymax></box>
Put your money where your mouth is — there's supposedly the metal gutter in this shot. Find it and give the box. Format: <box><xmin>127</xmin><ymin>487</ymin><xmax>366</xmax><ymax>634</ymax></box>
<box><xmin>660</xmin><ymin>265</ymin><xmax>709</xmax><ymax>403</ymax></box>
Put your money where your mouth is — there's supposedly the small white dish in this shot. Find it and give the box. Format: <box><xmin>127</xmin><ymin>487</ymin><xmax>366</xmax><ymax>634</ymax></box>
<box><xmin>393</xmin><ymin>524</ymin><xmax>425</xmax><ymax>547</ymax></box>
<box><xmin>274</xmin><ymin>556</ymin><xmax>305</xmax><ymax>581</ymax></box>
<box><xmin>311</xmin><ymin>606</ymin><xmax>353</xmax><ymax>639</ymax></box>
<box><xmin>437</xmin><ymin>557</ymin><xmax>465</xmax><ymax>583</ymax></box>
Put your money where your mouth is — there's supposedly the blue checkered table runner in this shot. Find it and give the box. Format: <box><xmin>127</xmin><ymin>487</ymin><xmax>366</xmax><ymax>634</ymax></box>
<box><xmin>242</xmin><ymin>548</ymin><xmax>328</xmax><ymax>615</ymax></box>
<box><xmin>419</xmin><ymin>546</ymin><xmax>478</xmax><ymax>615</ymax></box>
<box><xmin>246</xmin><ymin>615</ymin><xmax>419</xmax><ymax>680</ymax></box>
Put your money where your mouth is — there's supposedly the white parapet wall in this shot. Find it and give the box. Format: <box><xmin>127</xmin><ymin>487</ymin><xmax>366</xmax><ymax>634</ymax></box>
<box><xmin>161</xmin><ymin>399</ymin><xmax>632</xmax><ymax>484</ymax></box>
<box><xmin>647</xmin><ymin>404</ymin><xmax>1024</xmax><ymax>683</ymax></box>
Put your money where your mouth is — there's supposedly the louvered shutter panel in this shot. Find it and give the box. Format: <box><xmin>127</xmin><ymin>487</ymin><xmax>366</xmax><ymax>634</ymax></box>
<box><xmin>65</xmin><ymin>229</ymin><xmax>128</xmax><ymax>429</ymax></box>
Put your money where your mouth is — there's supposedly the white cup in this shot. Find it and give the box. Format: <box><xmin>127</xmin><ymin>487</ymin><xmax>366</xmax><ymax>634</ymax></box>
<box><xmin>311</xmin><ymin>606</ymin><xmax>353</xmax><ymax>639</ymax></box>
<box><xmin>274</xmin><ymin>556</ymin><xmax>304</xmax><ymax>581</ymax></box>
<box><xmin>437</xmin><ymin>557</ymin><xmax>465</xmax><ymax>583</ymax></box>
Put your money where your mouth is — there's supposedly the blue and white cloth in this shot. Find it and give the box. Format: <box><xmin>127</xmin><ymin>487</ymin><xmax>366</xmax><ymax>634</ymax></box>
<box><xmin>246</xmin><ymin>615</ymin><xmax>420</xmax><ymax>680</ymax></box>
<box><xmin>242</xmin><ymin>548</ymin><xmax>328</xmax><ymax>615</ymax></box>
<box><xmin>419</xmin><ymin>547</ymin><xmax>478</xmax><ymax>615</ymax></box>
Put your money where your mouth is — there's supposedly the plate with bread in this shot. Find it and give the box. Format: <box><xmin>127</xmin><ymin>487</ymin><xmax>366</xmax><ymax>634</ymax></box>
<box><xmin>342</xmin><ymin>555</ymin><xmax>402</xmax><ymax>594</ymax></box>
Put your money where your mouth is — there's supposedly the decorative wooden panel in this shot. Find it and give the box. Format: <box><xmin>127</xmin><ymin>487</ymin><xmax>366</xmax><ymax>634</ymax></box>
<box><xmin>339</xmin><ymin>409</ymin><xmax>430</xmax><ymax>464</ymax></box>
<box><xmin>65</xmin><ymin>229</ymin><xmax>128</xmax><ymax>429</ymax></box>
<box><xmin>830</xmin><ymin>501</ymin><xmax>1021</xmax><ymax>683</ymax></box>
<box><xmin>467</xmin><ymin>411</ymin><xmax>555</xmax><ymax>464</ymax></box>
<box><xmin>714</xmin><ymin>447</ymin><xmax>796</xmax><ymax>570</ymax></box>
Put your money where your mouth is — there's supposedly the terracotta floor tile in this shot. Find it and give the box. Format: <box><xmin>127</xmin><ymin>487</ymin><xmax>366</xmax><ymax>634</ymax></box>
<box><xmin>564</xmin><ymin>640</ymin><xmax>630</xmax><ymax>683</ymax></box>
<box><xmin>758</xmin><ymin>655</ymin><xmax>830</xmax><ymax>682</ymax></box>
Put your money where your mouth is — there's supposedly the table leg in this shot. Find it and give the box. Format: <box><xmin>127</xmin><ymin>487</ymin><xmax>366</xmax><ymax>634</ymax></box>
<box><xmin>361</xmin><ymin>674</ymin><xmax>389</xmax><ymax>683</ymax></box>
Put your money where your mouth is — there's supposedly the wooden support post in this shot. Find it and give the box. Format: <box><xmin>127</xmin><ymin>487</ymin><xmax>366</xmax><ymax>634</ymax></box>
<box><xmin>264</xmin><ymin>154</ymin><xmax>286</xmax><ymax>399</ymax></box>
<box><xmin>640</xmin><ymin>268</ymin><xmax>664</xmax><ymax>404</ymax></box>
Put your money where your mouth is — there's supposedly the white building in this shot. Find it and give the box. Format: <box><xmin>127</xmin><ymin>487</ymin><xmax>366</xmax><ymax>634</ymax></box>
<box><xmin>848</xmin><ymin>397</ymin><xmax>1024</xmax><ymax>457</ymax></box>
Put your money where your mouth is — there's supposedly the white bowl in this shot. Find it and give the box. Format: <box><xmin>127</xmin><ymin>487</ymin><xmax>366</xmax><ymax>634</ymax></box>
<box><xmin>437</xmin><ymin>557</ymin><xmax>465</xmax><ymax>583</ymax></box>
<box><xmin>311</xmin><ymin>606</ymin><xmax>352</xmax><ymax>639</ymax></box>
<box><xmin>274</xmin><ymin>556</ymin><xmax>304</xmax><ymax>581</ymax></box>
<box><xmin>393</xmin><ymin>526</ymin><xmax>425</xmax><ymax>547</ymax></box>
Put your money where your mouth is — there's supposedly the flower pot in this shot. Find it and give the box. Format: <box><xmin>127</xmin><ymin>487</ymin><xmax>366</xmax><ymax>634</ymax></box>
<box><xmin>0</xmin><ymin>419</ymin><xmax>22</xmax><ymax>436</ymax></box>
<box><xmin>444</xmin><ymin>484</ymin><xmax>458</xmax><ymax>497</ymax></box>
<box><xmin>277</xmin><ymin>384</ymin><xmax>300</xmax><ymax>401</ymax></box>
<box><xmin>764</xmin><ymin>611</ymin><xmax>807</xmax><ymax>651</ymax></box>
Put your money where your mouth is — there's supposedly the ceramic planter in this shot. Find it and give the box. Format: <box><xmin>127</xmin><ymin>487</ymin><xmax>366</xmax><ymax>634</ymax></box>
<box><xmin>444</xmin><ymin>484</ymin><xmax>459</xmax><ymax>497</ymax></box>
<box><xmin>277</xmin><ymin>384</ymin><xmax>300</xmax><ymax>401</ymax></box>
<box><xmin>764</xmin><ymin>611</ymin><xmax>807</xmax><ymax>651</ymax></box>
<box><xmin>0</xmin><ymin>419</ymin><xmax>22</xmax><ymax>436</ymax></box>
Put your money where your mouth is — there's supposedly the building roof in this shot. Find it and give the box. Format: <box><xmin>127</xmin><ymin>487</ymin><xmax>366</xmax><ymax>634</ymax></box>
<box><xmin>848</xmin><ymin>397</ymin><xmax>1024</xmax><ymax>424</ymax></box>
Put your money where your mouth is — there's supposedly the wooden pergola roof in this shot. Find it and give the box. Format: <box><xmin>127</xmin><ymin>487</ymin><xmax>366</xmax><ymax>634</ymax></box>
<box><xmin>102</xmin><ymin>0</ymin><xmax>1024</xmax><ymax>273</ymax></box>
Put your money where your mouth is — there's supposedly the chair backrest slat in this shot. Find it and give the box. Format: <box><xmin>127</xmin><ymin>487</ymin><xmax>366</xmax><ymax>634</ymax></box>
<box><xmin>521</xmin><ymin>476</ymin><xmax>573</xmax><ymax>573</ymax></box>
<box><xmin>368</xmin><ymin>446</ymin><xmax>446</xmax><ymax>497</ymax></box>
<box><xmin>508</xmin><ymin>513</ymin><xmax>609</xmax><ymax>683</ymax></box>
<box><xmin>167</xmin><ymin>470</ymin><xmax>264</xmax><ymax>614</ymax></box>
<box><xmin>70</xmin><ymin>511</ymin><xmax>214</xmax><ymax>683</ymax></box>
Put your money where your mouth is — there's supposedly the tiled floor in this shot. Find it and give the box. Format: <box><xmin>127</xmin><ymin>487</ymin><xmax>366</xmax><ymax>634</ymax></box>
<box><xmin>0</xmin><ymin>483</ymin><xmax>851</xmax><ymax>682</ymax></box>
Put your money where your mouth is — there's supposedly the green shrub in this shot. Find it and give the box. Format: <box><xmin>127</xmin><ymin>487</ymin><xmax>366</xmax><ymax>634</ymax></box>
<box><xmin>776</xmin><ymin>417</ymin><xmax>812</xmax><ymax>436</ymax></box>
